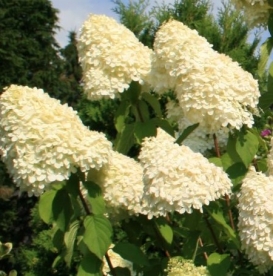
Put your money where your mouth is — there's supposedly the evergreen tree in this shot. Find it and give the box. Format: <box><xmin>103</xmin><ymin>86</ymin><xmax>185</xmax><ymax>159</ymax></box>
<box><xmin>0</xmin><ymin>0</ymin><xmax>66</xmax><ymax>99</ymax></box>
<box><xmin>112</xmin><ymin>0</ymin><xmax>154</xmax><ymax>47</ymax></box>
<box><xmin>60</xmin><ymin>31</ymin><xmax>83</xmax><ymax>106</ymax></box>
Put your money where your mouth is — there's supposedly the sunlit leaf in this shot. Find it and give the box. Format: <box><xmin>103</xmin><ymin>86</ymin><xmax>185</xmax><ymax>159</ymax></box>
<box><xmin>155</xmin><ymin>218</ymin><xmax>173</xmax><ymax>245</ymax></box>
<box><xmin>258</xmin><ymin>37</ymin><xmax>273</xmax><ymax>77</ymax></box>
<box><xmin>207</xmin><ymin>253</ymin><xmax>231</xmax><ymax>276</ymax></box>
<box><xmin>83</xmin><ymin>215</ymin><xmax>112</xmax><ymax>259</ymax></box>
<box><xmin>38</xmin><ymin>189</ymin><xmax>57</xmax><ymax>224</ymax></box>
<box><xmin>64</xmin><ymin>220</ymin><xmax>80</xmax><ymax>267</ymax></box>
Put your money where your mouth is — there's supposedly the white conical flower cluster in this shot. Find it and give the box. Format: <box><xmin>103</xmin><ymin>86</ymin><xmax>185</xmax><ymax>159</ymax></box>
<box><xmin>150</xmin><ymin>20</ymin><xmax>260</xmax><ymax>136</ymax></box>
<box><xmin>238</xmin><ymin>167</ymin><xmax>273</xmax><ymax>273</ymax></box>
<box><xmin>0</xmin><ymin>85</ymin><xmax>112</xmax><ymax>196</ymax></box>
<box><xmin>77</xmin><ymin>14</ymin><xmax>153</xmax><ymax>100</ymax></box>
<box><xmin>138</xmin><ymin>128</ymin><xmax>232</xmax><ymax>219</ymax></box>
<box><xmin>230</xmin><ymin>0</ymin><xmax>272</xmax><ymax>27</ymax></box>
<box><xmin>87</xmin><ymin>150</ymin><xmax>144</xmax><ymax>221</ymax></box>
<box><xmin>166</xmin><ymin>257</ymin><xmax>210</xmax><ymax>276</ymax></box>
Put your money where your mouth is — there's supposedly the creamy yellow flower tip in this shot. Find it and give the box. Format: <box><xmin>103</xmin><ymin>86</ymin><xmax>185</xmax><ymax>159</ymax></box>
<box><xmin>87</xmin><ymin>150</ymin><xmax>144</xmax><ymax>221</ymax></box>
<box><xmin>230</xmin><ymin>0</ymin><xmax>272</xmax><ymax>27</ymax></box>
<box><xmin>238</xmin><ymin>167</ymin><xmax>273</xmax><ymax>273</ymax></box>
<box><xmin>0</xmin><ymin>85</ymin><xmax>112</xmax><ymax>196</ymax></box>
<box><xmin>138</xmin><ymin>128</ymin><xmax>232</xmax><ymax>219</ymax></box>
<box><xmin>166</xmin><ymin>257</ymin><xmax>210</xmax><ymax>276</ymax></box>
<box><xmin>77</xmin><ymin>14</ymin><xmax>153</xmax><ymax>100</ymax></box>
<box><xmin>150</xmin><ymin>20</ymin><xmax>260</xmax><ymax>135</ymax></box>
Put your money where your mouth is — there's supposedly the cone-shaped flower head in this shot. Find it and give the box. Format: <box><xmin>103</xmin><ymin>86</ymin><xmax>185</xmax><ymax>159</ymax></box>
<box><xmin>230</xmin><ymin>0</ymin><xmax>272</xmax><ymax>27</ymax></box>
<box><xmin>138</xmin><ymin>128</ymin><xmax>232</xmax><ymax>219</ymax></box>
<box><xmin>77</xmin><ymin>14</ymin><xmax>153</xmax><ymax>100</ymax></box>
<box><xmin>150</xmin><ymin>20</ymin><xmax>260</xmax><ymax>135</ymax></box>
<box><xmin>0</xmin><ymin>85</ymin><xmax>112</xmax><ymax>196</ymax></box>
<box><xmin>87</xmin><ymin>150</ymin><xmax>144</xmax><ymax>221</ymax></box>
<box><xmin>238</xmin><ymin>167</ymin><xmax>273</xmax><ymax>273</ymax></box>
<box><xmin>166</xmin><ymin>257</ymin><xmax>210</xmax><ymax>276</ymax></box>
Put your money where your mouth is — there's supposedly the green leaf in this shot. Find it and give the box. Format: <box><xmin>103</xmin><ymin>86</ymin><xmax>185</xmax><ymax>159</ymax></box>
<box><xmin>134</xmin><ymin>121</ymin><xmax>157</xmax><ymax>143</ymax></box>
<box><xmin>150</xmin><ymin>118</ymin><xmax>174</xmax><ymax>136</ymax></box>
<box><xmin>207</xmin><ymin>253</ymin><xmax>231</xmax><ymax>276</ymax></box>
<box><xmin>258</xmin><ymin>37</ymin><xmax>273</xmax><ymax>78</ymax></box>
<box><xmin>259</xmin><ymin>91</ymin><xmax>273</xmax><ymax>111</ymax></box>
<box><xmin>249</xmin><ymin>128</ymin><xmax>268</xmax><ymax>152</ymax></box>
<box><xmin>52</xmin><ymin>255</ymin><xmax>62</xmax><ymax>269</ymax></box>
<box><xmin>257</xmin><ymin>158</ymin><xmax>268</xmax><ymax>172</ymax></box>
<box><xmin>126</xmin><ymin>81</ymin><xmax>141</xmax><ymax>104</ymax></box>
<box><xmin>235</xmin><ymin>130</ymin><xmax>259</xmax><ymax>167</ymax></box>
<box><xmin>136</xmin><ymin>99</ymin><xmax>150</xmax><ymax>121</ymax></box>
<box><xmin>268</xmin><ymin>62</ymin><xmax>273</xmax><ymax>94</ymax></box>
<box><xmin>38</xmin><ymin>189</ymin><xmax>57</xmax><ymax>224</ymax></box>
<box><xmin>66</xmin><ymin>173</ymin><xmax>80</xmax><ymax>197</ymax></box>
<box><xmin>52</xmin><ymin>226</ymin><xmax>64</xmax><ymax>251</ymax></box>
<box><xmin>113</xmin><ymin>242</ymin><xmax>150</xmax><ymax>267</ymax></box>
<box><xmin>155</xmin><ymin>218</ymin><xmax>173</xmax><ymax>245</ymax></box>
<box><xmin>208</xmin><ymin>157</ymin><xmax>222</xmax><ymax>168</ymax></box>
<box><xmin>52</xmin><ymin>189</ymin><xmax>73</xmax><ymax>232</ymax></box>
<box><xmin>226</xmin><ymin>133</ymin><xmax>243</xmax><ymax>164</ymax></box>
<box><xmin>206</xmin><ymin>207</ymin><xmax>240</xmax><ymax>249</ymax></box>
<box><xmin>226</xmin><ymin>162</ymin><xmax>248</xmax><ymax>187</ymax></box>
<box><xmin>141</xmin><ymin>92</ymin><xmax>162</xmax><ymax>117</ymax></box>
<box><xmin>83</xmin><ymin>181</ymin><xmax>105</xmax><ymax>215</ymax></box>
<box><xmin>114</xmin><ymin>123</ymin><xmax>136</xmax><ymax>154</ymax></box>
<box><xmin>175</xmin><ymin>123</ymin><xmax>199</xmax><ymax>145</ymax></box>
<box><xmin>8</xmin><ymin>271</ymin><xmax>17</xmax><ymax>276</ymax></box>
<box><xmin>64</xmin><ymin>220</ymin><xmax>80</xmax><ymax>267</ymax></box>
<box><xmin>114</xmin><ymin>99</ymin><xmax>131</xmax><ymax>133</ymax></box>
<box><xmin>77</xmin><ymin>252</ymin><xmax>102</xmax><ymax>276</ymax></box>
<box><xmin>83</xmin><ymin>215</ymin><xmax>112</xmax><ymax>260</ymax></box>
